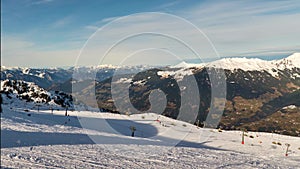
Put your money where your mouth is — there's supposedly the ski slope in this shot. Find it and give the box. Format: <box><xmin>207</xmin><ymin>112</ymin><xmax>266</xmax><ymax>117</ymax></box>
<box><xmin>1</xmin><ymin>102</ymin><xmax>300</xmax><ymax>168</ymax></box>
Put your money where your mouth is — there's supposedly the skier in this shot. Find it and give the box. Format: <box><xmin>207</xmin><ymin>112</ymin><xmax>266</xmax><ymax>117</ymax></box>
<box><xmin>130</xmin><ymin>126</ymin><xmax>136</xmax><ymax>137</ymax></box>
<box><xmin>65</xmin><ymin>106</ymin><xmax>68</xmax><ymax>116</ymax></box>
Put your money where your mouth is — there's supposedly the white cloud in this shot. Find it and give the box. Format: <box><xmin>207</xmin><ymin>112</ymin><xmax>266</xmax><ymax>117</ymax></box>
<box><xmin>157</xmin><ymin>0</ymin><xmax>182</xmax><ymax>9</ymax></box>
<box><xmin>100</xmin><ymin>16</ymin><xmax>120</xmax><ymax>23</ymax></box>
<box><xmin>84</xmin><ymin>16</ymin><xmax>125</xmax><ymax>31</ymax></box>
<box><xmin>31</xmin><ymin>0</ymin><xmax>54</xmax><ymax>5</ymax></box>
<box><xmin>51</xmin><ymin>16</ymin><xmax>73</xmax><ymax>29</ymax></box>
<box><xmin>84</xmin><ymin>25</ymin><xmax>99</xmax><ymax>31</ymax></box>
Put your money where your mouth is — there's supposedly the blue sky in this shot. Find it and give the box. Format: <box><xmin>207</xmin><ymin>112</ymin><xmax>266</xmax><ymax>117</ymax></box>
<box><xmin>2</xmin><ymin>0</ymin><xmax>300</xmax><ymax>67</ymax></box>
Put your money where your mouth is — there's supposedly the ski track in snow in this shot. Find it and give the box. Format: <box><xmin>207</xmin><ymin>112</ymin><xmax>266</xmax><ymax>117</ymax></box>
<box><xmin>1</xmin><ymin>102</ymin><xmax>300</xmax><ymax>168</ymax></box>
<box><xmin>3</xmin><ymin>144</ymin><xmax>296</xmax><ymax>169</ymax></box>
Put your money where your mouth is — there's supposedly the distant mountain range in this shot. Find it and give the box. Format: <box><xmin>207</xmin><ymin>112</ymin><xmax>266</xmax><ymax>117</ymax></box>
<box><xmin>0</xmin><ymin>65</ymin><xmax>154</xmax><ymax>89</ymax></box>
<box><xmin>1</xmin><ymin>53</ymin><xmax>299</xmax><ymax>136</ymax></box>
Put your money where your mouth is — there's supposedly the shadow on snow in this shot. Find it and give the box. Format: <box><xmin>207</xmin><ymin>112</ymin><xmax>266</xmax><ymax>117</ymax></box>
<box><xmin>1</xmin><ymin>109</ymin><xmax>224</xmax><ymax>151</ymax></box>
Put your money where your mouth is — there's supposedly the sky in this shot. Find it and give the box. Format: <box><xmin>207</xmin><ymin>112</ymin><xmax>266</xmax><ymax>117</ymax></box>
<box><xmin>1</xmin><ymin>0</ymin><xmax>300</xmax><ymax>67</ymax></box>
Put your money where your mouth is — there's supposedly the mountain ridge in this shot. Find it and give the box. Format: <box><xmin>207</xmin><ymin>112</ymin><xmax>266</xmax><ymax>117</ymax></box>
<box><xmin>1</xmin><ymin>52</ymin><xmax>299</xmax><ymax>72</ymax></box>
<box><xmin>174</xmin><ymin>52</ymin><xmax>299</xmax><ymax>71</ymax></box>
<box><xmin>1</xmin><ymin>53</ymin><xmax>299</xmax><ymax>136</ymax></box>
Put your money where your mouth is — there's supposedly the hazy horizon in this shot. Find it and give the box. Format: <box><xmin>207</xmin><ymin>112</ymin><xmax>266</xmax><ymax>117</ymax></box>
<box><xmin>1</xmin><ymin>52</ymin><xmax>297</xmax><ymax>69</ymax></box>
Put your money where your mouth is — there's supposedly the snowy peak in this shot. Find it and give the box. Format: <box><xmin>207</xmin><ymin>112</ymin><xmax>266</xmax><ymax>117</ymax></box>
<box><xmin>286</xmin><ymin>52</ymin><xmax>300</xmax><ymax>62</ymax></box>
<box><xmin>273</xmin><ymin>53</ymin><xmax>300</xmax><ymax>69</ymax></box>
<box><xmin>206</xmin><ymin>57</ymin><xmax>274</xmax><ymax>71</ymax></box>
<box><xmin>172</xmin><ymin>53</ymin><xmax>300</xmax><ymax>72</ymax></box>
<box><xmin>172</xmin><ymin>61</ymin><xmax>204</xmax><ymax>68</ymax></box>
<box><xmin>207</xmin><ymin>53</ymin><xmax>300</xmax><ymax>71</ymax></box>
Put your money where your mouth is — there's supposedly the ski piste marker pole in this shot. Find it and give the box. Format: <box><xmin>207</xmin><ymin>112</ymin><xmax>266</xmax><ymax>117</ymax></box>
<box><xmin>242</xmin><ymin>130</ymin><xmax>245</xmax><ymax>144</ymax></box>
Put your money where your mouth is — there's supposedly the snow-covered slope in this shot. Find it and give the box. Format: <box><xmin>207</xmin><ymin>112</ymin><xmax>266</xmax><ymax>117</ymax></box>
<box><xmin>1</xmin><ymin>98</ymin><xmax>300</xmax><ymax>168</ymax></box>
<box><xmin>273</xmin><ymin>53</ymin><xmax>300</xmax><ymax>69</ymax></box>
<box><xmin>207</xmin><ymin>53</ymin><xmax>299</xmax><ymax>71</ymax></box>
<box><xmin>160</xmin><ymin>53</ymin><xmax>300</xmax><ymax>80</ymax></box>
<box><xmin>174</xmin><ymin>53</ymin><xmax>300</xmax><ymax>70</ymax></box>
<box><xmin>171</xmin><ymin>61</ymin><xmax>205</xmax><ymax>68</ymax></box>
<box><xmin>0</xmin><ymin>79</ymin><xmax>73</xmax><ymax>108</ymax></box>
<box><xmin>207</xmin><ymin>57</ymin><xmax>274</xmax><ymax>71</ymax></box>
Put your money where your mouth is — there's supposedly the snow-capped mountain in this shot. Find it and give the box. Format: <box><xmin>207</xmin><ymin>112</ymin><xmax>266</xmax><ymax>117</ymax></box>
<box><xmin>208</xmin><ymin>53</ymin><xmax>299</xmax><ymax>71</ymax></box>
<box><xmin>1</xmin><ymin>53</ymin><xmax>299</xmax><ymax>136</ymax></box>
<box><xmin>170</xmin><ymin>53</ymin><xmax>300</xmax><ymax>78</ymax></box>
<box><xmin>1</xmin><ymin>67</ymin><xmax>73</xmax><ymax>89</ymax></box>
<box><xmin>92</xmin><ymin>53</ymin><xmax>300</xmax><ymax>136</ymax></box>
<box><xmin>173</xmin><ymin>53</ymin><xmax>299</xmax><ymax>70</ymax></box>
<box><xmin>0</xmin><ymin>65</ymin><xmax>156</xmax><ymax>90</ymax></box>
<box><xmin>1</xmin><ymin>53</ymin><xmax>298</xmax><ymax>89</ymax></box>
<box><xmin>272</xmin><ymin>53</ymin><xmax>300</xmax><ymax>69</ymax></box>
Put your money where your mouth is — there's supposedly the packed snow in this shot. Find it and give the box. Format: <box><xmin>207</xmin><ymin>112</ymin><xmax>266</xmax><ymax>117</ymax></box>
<box><xmin>1</xmin><ymin>97</ymin><xmax>300</xmax><ymax>168</ymax></box>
